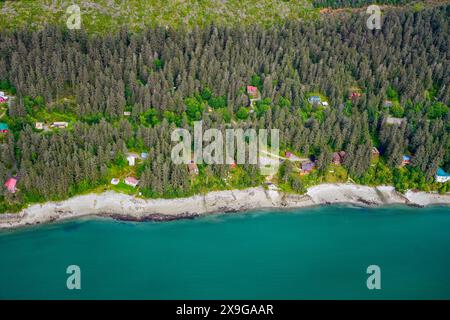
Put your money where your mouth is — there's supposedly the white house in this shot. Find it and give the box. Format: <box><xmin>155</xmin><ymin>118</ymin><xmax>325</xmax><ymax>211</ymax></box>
<box><xmin>110</xmin><ymin>178</ymin><xmax>120</xmax><ymax>185</ymax></box>
<box><xmin>386</xmin><ymin>117</ymin><xmax>405</xmax><ymax>125</ymax></box>
<box><xmin>50</xmin><ymin>122</ymin><xmax>69</xmax><ymax>128</ymax></box>
<box><xmin>127</xmin><ymin>155</ymin><xmax>136</xmax><ymax>166</ymax></box>
<box><xmin>126</xmin><ymin>153</ymin><xmax>140</xmax><ymax>166</ymax></box>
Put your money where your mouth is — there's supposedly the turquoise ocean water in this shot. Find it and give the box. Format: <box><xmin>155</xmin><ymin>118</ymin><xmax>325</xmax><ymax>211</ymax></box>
<box><xmin>0</xmin><ymin>205</ymin><xmax>449</xmax><ymax>299</ymax></box>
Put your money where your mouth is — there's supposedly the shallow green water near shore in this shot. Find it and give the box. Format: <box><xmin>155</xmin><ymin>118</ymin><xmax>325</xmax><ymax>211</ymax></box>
<box><xmin>0</xmin><ymin>205</ymin><xmax>449</xmax><ymax>299</ymax></box>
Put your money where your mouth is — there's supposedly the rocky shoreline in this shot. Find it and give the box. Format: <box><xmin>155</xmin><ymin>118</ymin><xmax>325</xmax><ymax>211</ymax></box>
<box><xmin>0</xmin><ymin>184</ymin><xmax>449</xmax><ymax>229</ymax></box>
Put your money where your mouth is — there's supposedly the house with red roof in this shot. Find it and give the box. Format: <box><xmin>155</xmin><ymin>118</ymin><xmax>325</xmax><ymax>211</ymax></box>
<box><xmin>332</xmin><ymin>151</ymin><xmax>346</xmax><ymax>165</ymax></box>
<box><xmin>4</xmin><ymin>178</ymin><xmax>17</xmax><ymax>193</ymax></box>
<box><xmin>247</xmin><ymin>85</ymin><xmax>257</xmax><ymax>94</ymax></box>
<box><xmin>124</xmin><ymin>177</ymin><xmax>139</xmax><ymax>188</ymax></box>
<box><xmin>247</xmin><ymin>85</ymin><xmax>260</xmax><ymax>100</ymax></box>
<box><xmin>348</xmin><ymin>92</ymin><xmax>362</xmax><ymax>100</ymax></box>
<box><xmin>0</xmin><ymin>91</ymin><xmax>8</xmax><ymax>103</ymax></box>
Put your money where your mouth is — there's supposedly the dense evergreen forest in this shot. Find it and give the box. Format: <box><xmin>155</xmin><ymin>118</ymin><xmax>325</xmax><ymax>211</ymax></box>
<box><xmin>0</xmin><ymin>4</ymin><xmax>449</xmax><ymax>212</ymax></box>
<box><xmin>312</xmin><ymin>0</ymin><xmax>416</xmax><ymax>8</ymax></box>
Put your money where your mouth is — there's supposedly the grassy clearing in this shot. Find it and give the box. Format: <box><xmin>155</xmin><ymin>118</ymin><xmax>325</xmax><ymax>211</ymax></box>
<box><xmin>32</xmin><ymin>109</ymin><xmax>75</xmax><ymax>124</ymax></box>
<box><xmin>0</xmin><ymin>103</ymin><xmax>7</xmax><ymax>119</ymax></box>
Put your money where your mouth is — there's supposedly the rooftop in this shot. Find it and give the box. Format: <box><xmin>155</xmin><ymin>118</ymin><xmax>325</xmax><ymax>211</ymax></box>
<box><xmin>247</xmin><ymin>85</ymin><xmax>257</xmax><ymax>93</ymax></box>
<box><xmin>308</xmin><ymin>96</ymin><xmax>321</xmax><ymax>103</ymax></box>
<box><xmin>4</xmin><ymin>178</ymin><xmax>17</xmax><ymax>193</ymax></box>
<box><xmin>301</xmin><ymin>161</ymin><xmax>315</xmax><ymax>171</ymax></box>
<box><xmin>436</xmin><ymin>167</ymin><xmax>450</xmax><ymax>177</ymax></box>
<box><xmin>125</xmin><ymin>177</ymin><xmax>139</xmax><ymax>184</ymax></box>
<box><xmin>386</xmin><ymin>117</ymin><xmax>405</xmax><ymax>125</ymax></box>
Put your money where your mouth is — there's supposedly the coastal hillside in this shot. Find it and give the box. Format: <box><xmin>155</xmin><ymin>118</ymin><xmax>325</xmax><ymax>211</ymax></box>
<box><xmin>0</xmin><ymin>0</ymin><xmax>316</xmax><ymax>32</ymax></box>
<box><xmin>0</xmin><ymin>1</ymin><xmax>449</xmax><ymax>213</ymax></box>
<box><xmin>0</xmin><ymin>0</ymin><xmax>445</xmax><ymax>32</ymax></box>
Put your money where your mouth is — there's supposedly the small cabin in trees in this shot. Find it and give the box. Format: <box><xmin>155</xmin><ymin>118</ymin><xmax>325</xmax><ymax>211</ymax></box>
<box><xmin>127</xmin><ymin>155</ymin><xmax>137</xmax><ymax>166</ymax></box>
<box><xmin>402</xmin><ymin>155</ymin><xmax>411</xmax><ymax>166</ymax></box>
<box><xmin>0</xmin><ymin>122</ymin><xmax>9</xmax><ymax>133</ymax></box>
<box><xmin>50</xmin><ymin>122</ymin><xmax>69</xmax><ymax>129</ymax></box>
<box><xmin>384</xmin><ymin>100</ymin><xmax>393</xmax><ymax>108</ymax></box>
<box><xmin>308</xmin><ymin>96</ymin><xmax>321</xmax><ymax>105</ymax></box>
<box><xmin>372</xmin><ymin>147</ymin><xmax>380</xmax><ymax>158</ymax></box>
<box><xmin>0</xmin><ymin>92</ymin><xmax>8</xmax><ymax>103</ymax></box>
<box><xmin>300</xmin><ymin>160</ymin><xmax>316</xmax><ymax>175</ymax></box>
<box><xmin>386</xmin><ymin>117</ymin><xmax>405</xmax><ymax>125</ymax></box>
<box><xmin>4</xmin><ymin>178</ymin><xmax>17</xmax><ymax>193</ymax></box>
<box><xmin>332</xmin><ymin>151</ymin><xmax>346</xmax><ymax>165</ymax></box>
<box><xmin>124</xmin><ymin>177</ymin><xmax>139</xmax><ymax>188</ymax></box>
<box><xmin>348</xmin><ymin>92</ymin><xmax>362</xmax><ymax>100</ymax></box>
<box><xmin>247</xmin><ymin>86</ymin><xmax>259</xmax><ymax>99</ymax></box>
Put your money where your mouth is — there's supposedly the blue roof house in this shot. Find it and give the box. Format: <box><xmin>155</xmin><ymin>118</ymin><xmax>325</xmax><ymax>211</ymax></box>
<box><xmin>435</xmin><ymin>167</ymin><xmax>450</xmax><ymax>183</ymax></box>
<box><xmin>308</xmin><ymin>96</ymin><xmax>321</xmax><ymax>104</ymax></box>
<box><xmin>301</xmin><ymin>161</ymin><xmax>316</xmax><ymax>175</ymax></box>
<box><xmin>0</xmin><ymin>122</ymin><xmax>9</xmax><ymax>133</ymax></box>
<box><xmin>402</xmin><ymin>155</ymin><xmax>411</xmax><ymax>165</ymax></box>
